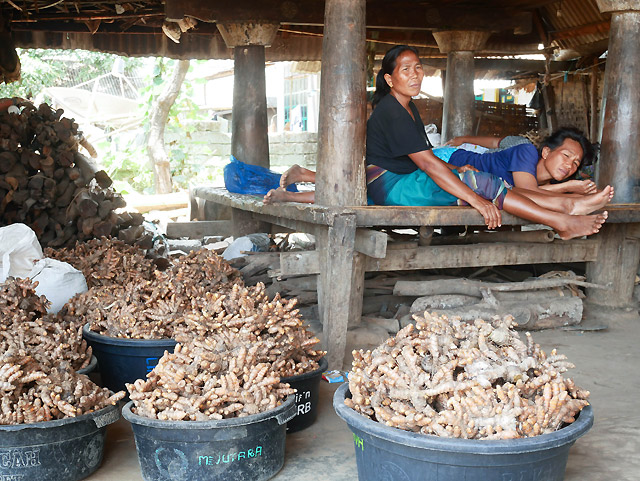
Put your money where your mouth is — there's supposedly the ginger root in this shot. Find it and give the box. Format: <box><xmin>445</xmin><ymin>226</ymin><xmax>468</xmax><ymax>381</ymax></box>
<box><xmin>345</xmin><ymin>312</ymin><xmax>589</xmax><ymax>439</ymax></box>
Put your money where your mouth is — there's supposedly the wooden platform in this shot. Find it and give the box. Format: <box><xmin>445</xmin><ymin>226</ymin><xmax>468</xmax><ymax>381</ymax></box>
<box><xmin>192</xmin><ymin>186</ymin><xmax>640</xmax><ymax>368</ymax></box>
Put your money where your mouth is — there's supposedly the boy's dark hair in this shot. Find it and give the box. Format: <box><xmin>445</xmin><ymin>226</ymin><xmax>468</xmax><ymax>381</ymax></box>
<box><xmin>539</xmin><ymin>127</ymin><xmax>596</xmax><ymax>166</ymax></box>
<box><xmin>372</xmin><ymin>45</ymin><xmax>421</xmax><ymax>108</ymax></box>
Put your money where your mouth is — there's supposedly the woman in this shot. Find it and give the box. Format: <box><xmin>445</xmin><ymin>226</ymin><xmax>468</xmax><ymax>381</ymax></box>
<box><xmin>365</xmin><ymin>45</ymin><xmax>607</xmax><ymax>239</ymax></box>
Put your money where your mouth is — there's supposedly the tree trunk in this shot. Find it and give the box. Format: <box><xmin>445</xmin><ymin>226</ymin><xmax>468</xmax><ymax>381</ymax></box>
<box><xmin>147</xmin><ymin>59</ymin><xmax>189</xmax><ymax>194</ymax></box>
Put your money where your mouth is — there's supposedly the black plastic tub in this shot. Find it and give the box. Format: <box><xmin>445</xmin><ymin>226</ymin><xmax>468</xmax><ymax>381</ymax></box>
<box><xmin>281</xmin><ymin>357</ymin><xmax>328</xmax><ymax>433</ymax></box>
<box><xmin>333</xmin><ymin>383</ymin><xmax>593</xmax><ymax>481</ymax></box>
<box><xmin>82</xmin><ymin>324</ymin><xmax>176</xmax><ymax>392</ymax></box>
<box><xmin>122</xmin><ymin>395</ymin><xmax>296</xmax><ymax>481</ymax></box>
<box><xmin>77</xmin><ymin>354</ymin><xmax>98</xmax><ymax>375</ymax></box>
<box><xmin>0</xmin><ymin>403</ymin><xmax>120</xmax><ymax>481</ymax></box>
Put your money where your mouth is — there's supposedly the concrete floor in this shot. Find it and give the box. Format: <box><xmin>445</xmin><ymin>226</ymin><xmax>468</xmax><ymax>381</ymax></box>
<box><xmin>86</xmin><ymin>307</ymin><xmax>640</xmax><ymax>481</ymax></box>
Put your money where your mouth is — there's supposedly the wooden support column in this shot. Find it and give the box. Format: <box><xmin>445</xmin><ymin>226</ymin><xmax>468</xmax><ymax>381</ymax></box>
<box><xmin>595</xmin><ymin>1</ymin><xmax>640</xmax><ymax>203</ymax></box>
<box><xmin>586</xmin><ymin>1</ymin><xmax>640</xmax><ymax>308</ymax></box>
<box><xmin>433</xmin><ymin>30</ymin><xmax>490</xmax><ymax>142</ymax></box>
<box><xmin>218</xmin><ymin>22</ymin><xmax>279</xmax><ymax>236</ymax></box>
<box><xmin>586</xmin><ymin>224</ymin><xmax>640</xmax><ymax>307</ymax></box>
<box><xmin>217</xmin><ymin>22</ymin><xmax>279</xmax><ymax>169</ymax></box>
<box><xmin>319</xmin><ymin>213</ymin><xmax>358</xmax><ymax>369</ymax></box>
<box><xmin>590</xmin><ymin>58</ymin><xmax>599</xmax><ymax>142</ymax></box>
<box><xmin>316</xmin><ymin>0</ymin><xmax>367</xmax><ymax>369</ymax></box>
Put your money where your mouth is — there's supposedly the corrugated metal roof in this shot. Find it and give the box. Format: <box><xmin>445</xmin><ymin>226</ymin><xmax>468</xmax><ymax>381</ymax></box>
<box><xmin>5</xmin><ymin>1</ymin><xmax>613</xmax><ymax>61</ymax></box>
<box><xmin>543</xmin><ymin>0</ymin><xmax>610</xmax><ymax>54</ymax></box>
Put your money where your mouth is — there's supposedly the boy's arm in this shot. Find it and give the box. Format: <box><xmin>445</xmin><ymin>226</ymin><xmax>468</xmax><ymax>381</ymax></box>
<box><xmin>446</xmin><ymin>135</ymin><xmax>503</xmax><ymax>149</ymax></box>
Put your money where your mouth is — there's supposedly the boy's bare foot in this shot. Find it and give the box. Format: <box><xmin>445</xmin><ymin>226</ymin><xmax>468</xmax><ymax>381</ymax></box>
<box><xmin>263</xmin><ymin>188</ymin><xmax>316</xmax><ymax>204</ymax></box>
<box><xmin>556</xmin><ymin>211</ymin><xmax>608</xmax><ymax>240</ymax></box>
<box><xmin>569</xmin><ymin>185</ymin><xmax>614</xmax><ymax>215</ymax></box>
<box><xmin>279</xmin><ymin>164</ymin><xmax>315</xmax><ymax>188</ymax></box>
<box><xmin>264</xmin><ymin>188</ymin><xmax>289</xmax><ymax>204</ymax></box>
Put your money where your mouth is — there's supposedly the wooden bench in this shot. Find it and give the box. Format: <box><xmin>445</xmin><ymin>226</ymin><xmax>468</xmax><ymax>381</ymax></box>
<box><xmin>192</xmin><ymin>187</ymin><xmax>640</xmax><ymax>368</ymax></box>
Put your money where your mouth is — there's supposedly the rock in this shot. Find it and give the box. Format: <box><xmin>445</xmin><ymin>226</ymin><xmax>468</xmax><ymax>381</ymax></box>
<box><xmin>361</xmin><ymin>316</ymin><xmax>400</xmax><ymax>334</ymax></box>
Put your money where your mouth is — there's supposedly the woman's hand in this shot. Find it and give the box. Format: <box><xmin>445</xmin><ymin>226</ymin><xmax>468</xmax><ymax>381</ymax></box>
<box><xmin>456</xmin><ymin>164</ymin><xmax>478</xmax><ymax>173</ymax></box>
<box><xmin>468</xmin><ymin>196</ymin><xmax>502</xmax><ymax>229</ymax></box>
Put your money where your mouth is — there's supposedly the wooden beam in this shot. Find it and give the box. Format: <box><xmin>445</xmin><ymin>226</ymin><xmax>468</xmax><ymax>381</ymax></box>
<box><xmin>166</xmin><ymin>220</ymin><xmax>232</xmax><ymax>239</ymax></box>
<box><xmin>354</xmin><ymin>229</ymin><xmax>388</xmax><ymax>258</ymax></box>
<box><xmin>549</xmin><ymin>21</ymin><xmax>610</xmax><ymax>41</ymax></box>
<box><xmin>422</xmin><ymin>58</ymin><xmax>574</xmax><ymax>73</ymax></box>
<box><xmin>279</xmin><ymin>239</ymin><xmax>599</xmax><ymax>275</ymax></box>
<box><xmin>366</xmin><ymin>240</ymin><xmax>599</xmax><ymax>271</ymax></box>
<box><xmin>191</xmin><ymin>187</ymin><xmax>337</xmax><ymax>226</ymax></box>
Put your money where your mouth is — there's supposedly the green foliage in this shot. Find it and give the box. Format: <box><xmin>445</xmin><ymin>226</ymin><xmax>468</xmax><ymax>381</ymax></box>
<box><xmin>2</xmin><ymin>50</ymin><xmax>221</xmax><ymax>194</ymax></box>
<box><xmin>0</xmin><ymin>49</ymin><xmax>143</xmax><ymax>100</ymax></box>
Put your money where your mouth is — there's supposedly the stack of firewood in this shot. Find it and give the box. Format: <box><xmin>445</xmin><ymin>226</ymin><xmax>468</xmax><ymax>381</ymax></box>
<box><xmin>0</xmin><ymin>99</ymin><xmax>145</xmax><ymax>247</ymax></box>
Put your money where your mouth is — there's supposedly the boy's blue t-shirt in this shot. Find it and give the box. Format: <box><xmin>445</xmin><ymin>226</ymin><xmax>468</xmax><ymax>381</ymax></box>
<box><xmin>447</xmin><ymin>143</ymin><xmax>539</xmax><ymax>186</ymax></box>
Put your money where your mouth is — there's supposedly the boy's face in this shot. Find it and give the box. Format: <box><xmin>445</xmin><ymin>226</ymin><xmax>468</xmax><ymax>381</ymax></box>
<box><xmin>541</xmin><ymin>138</ymin><xmax>584</xmax><ymax>181</ymax></box>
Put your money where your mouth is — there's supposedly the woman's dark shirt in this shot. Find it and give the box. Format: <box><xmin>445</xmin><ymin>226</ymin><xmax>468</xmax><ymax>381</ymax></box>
<box><xmin>366</xmin><ymin>94</ymin><xmax>432</xmax><ymax>173</ymax></box>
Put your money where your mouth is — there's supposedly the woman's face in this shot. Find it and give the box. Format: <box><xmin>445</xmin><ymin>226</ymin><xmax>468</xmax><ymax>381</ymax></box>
<box><xmin>541</xmin><ymin>138</ymin><xmax>584</xmax><ymax>181</ymax></box>
<box><xmin>384</xmin><ymin>50</ymin><xmax>424</xmax><ymax>101</ymax></box>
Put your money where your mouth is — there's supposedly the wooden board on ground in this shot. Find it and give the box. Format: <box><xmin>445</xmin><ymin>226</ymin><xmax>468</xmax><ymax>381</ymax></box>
<box><xmin>166</xmin><ymin>220</ymin><xmax>232</xmax><ymax>239</ymax></box>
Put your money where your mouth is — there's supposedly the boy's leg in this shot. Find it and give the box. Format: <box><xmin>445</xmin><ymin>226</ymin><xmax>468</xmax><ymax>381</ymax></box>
<box><xmin>511</xmin><ymin>186</ymin><xmax>613</xmax><ymax>215</ymax></box>
<box><xmin>279</xmin><ymin>165</ymin><xmax>316</xmax><ymax>188</ymax></box>
<box><xmin>502</xmin><ymin>190</ymin><xmax>607</xmax><ymax>240</ymax></box>
<box><xmin>457</xmin><ymin>170</ymin><xmax>608</xmax><ymax>239</ymax></box>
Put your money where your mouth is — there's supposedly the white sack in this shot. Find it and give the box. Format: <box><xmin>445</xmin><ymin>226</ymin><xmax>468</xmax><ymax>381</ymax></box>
<box><xmin>0</xmin><ymin>223</ymin><xmax>43</xmax><ymax>282</ymax></box>
<box><xmin>29</xmin><ymin>258</ymin><xmax>88</xmax><ymax>314</ymax></box>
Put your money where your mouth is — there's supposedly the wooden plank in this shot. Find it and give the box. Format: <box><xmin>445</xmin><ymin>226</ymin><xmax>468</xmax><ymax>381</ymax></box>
<box><xmin>365</xmin><ymin>239</ymin><xmax>599</xmax><ymax>272</ymax></box>
<box><xmin>319</xmin><ymin>213</ymin><xmax>358</xmax><ymax>370</ymax></box>
<box><xmin>352</xmin><ymin>205</ymin><xmax>528</xmax><ymax>227</ymax></box>
<box><xmin>352</xmin><ymin>204</ymin><xmax>640</xmax><ymax>227</ymax></box>
<box><xmin>354</xmin><ymin>229</ymin><xmax>387</xmax><ymax>258</ymax></box>
<box><xmin>192</xmin><ymin>187</ymin><xmax>337</xmax><ymax>226</ymax></box>
<box><xmin>166</xmin><ymin>220</ymin><xmax>232</xmax><ymax>239</ymax></box>
<box><xmin>280</xmin><ymin>251</ymin><xmax>320</xmax><ymax>276</ymax></box>
<box><xmin>280</xmin><ymin>239</ymin><xmax>599</xmax><ymax>275</ymax></box>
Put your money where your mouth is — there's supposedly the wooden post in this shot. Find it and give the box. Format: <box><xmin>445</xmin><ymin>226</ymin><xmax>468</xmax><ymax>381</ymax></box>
<box><xmin>590</xmin><ymin>58</ymin><xmax>599</xmax><ymax>142</ymax></box>
<box><xmin>231</xmin><ymin>45</ymin><xmax>269</xmax><ymax>168</ymax></box>
<box><xmin>316</xmin><ymin>0</ymin><xmax>367</xmax><ymax>369</ymax></box>
<box><xmin>588</xmin><ymin>0</ymin><xmax>640</xmax><ymax>307</ymax></box>
<box><xmin>433</xmin><ymin>30</ymin><xmax>490</xmax><ymax>142</ymax></box>
<box><xmin>586</xmin><ymin>224</ymin><xmax>640</xmax><ymax>307</ymax></box>
<box><xmin>315</xmin><ymin>0</ymin><xmax>367</xmax><ymax>206</ymax></box>
<box><xmin>217</xmin><ymin>22</ymin><xmax>278</xmax><ymax>236</ymax></box>
<box><xmin>217</xmin><ymin>22</ymin><xmax>279</xmax><ymax>169</ymax></box>
<box><xmin>542</xmin><ymin>53</ymin><xmax>557</xmax><ymax>133</ymax></box>
<box><xmin>594</xmin><ymin>2</ymin><xmax>640</xmax><ymax>203</ymax></box>
<box><xmin>319</xmin><ymin>213</ymin><xmax>358</xmax><ymax>369</ymax></box>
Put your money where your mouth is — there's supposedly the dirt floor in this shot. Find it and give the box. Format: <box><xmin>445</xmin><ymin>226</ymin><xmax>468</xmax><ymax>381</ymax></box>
<box><xmin>85</xmin><ymin>305</ymin><xmax>640</xmax><ymax>481</ymax></box>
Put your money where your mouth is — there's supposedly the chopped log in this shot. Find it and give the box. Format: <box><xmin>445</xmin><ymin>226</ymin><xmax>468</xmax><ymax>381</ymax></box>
<box><xmin>394</xmin><ymin>277</ymin><xmax>607</xmax><ymax>297</ymax></box>
<box><xmin>92</xmin><ymin>220</ymin><xmax>114</xmax><ymax>238</ymax></box>
<box><xmin>428</xmin><ymin>296</ymin><xmax>583</xmax><ymax>330</ymax></box>
<box><xmin>75</xmin><ymin>190</ymin><xmax>99</xmax><ymax>218</ymax></box>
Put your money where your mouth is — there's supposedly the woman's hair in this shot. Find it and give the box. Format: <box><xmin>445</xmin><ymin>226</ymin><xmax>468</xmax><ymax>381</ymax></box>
<box><xmin>371</xmin><ymin>45</ymin><xmax>420</xmax><ymax>108</ymax></box>
<box><xmin>539</xmin><ymin>126</ymin><xmax>596</xmax><ymax>166</ymax></box>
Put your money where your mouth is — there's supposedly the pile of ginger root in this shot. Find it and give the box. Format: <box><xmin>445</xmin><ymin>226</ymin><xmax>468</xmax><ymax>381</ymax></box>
<box><xmin>345</xmin><ymin>311</ymin><xmax>590</xmax><ymax>440</ymax></box>
<box><xmin>0</xmin><ymin>277</ymin><xmax>124</xmax><ymax>425</ymax></box>
<box><xmin>66</xmin><ymin>245</ymin><xmax>324</xmax><ymax>378</ymax></box>
<box><xmin>127</xmin><ymin>332</ymin><xmax>296</xmax><ymax>421</ymax></box>
<box><xmin>0</xmin><ymin>277</ymin><xmax>92</xmax><ymax>371</ymax></box>
<box><xmin>0</xmin><ymin>351</ymin><xmax>124</xmax><ymax>424</ymax></box>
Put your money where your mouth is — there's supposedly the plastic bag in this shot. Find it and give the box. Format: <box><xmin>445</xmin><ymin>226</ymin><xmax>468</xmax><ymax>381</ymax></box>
<box><xmin>29</xmin><ymin>258</ymin><xmax>88</xmax><ymax>314</ymax></box>
<box><xmin>224</xmin><ymin>156</ymin><xmax>298</xmax><ymax>195</ymax></box>
<box><xmin>0</xmin><ymin>223</ymin><xmax>43</xmax><ymax>282</ymax></box>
